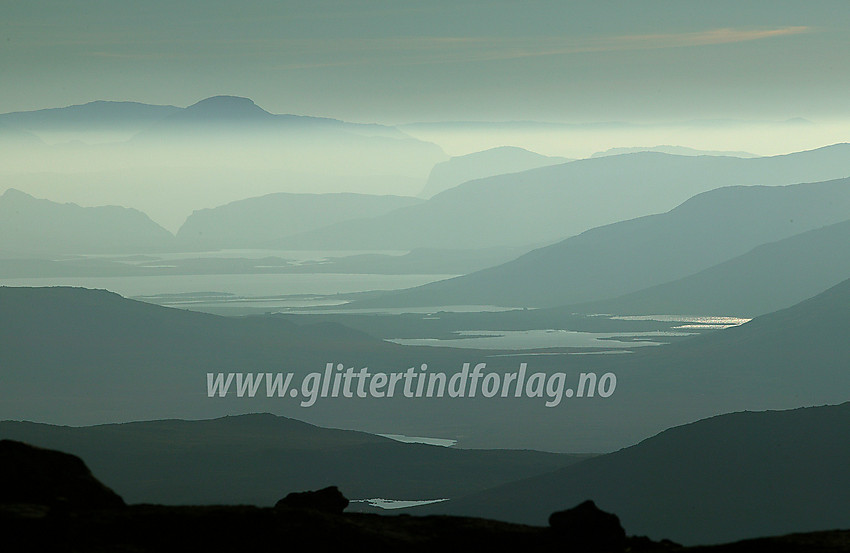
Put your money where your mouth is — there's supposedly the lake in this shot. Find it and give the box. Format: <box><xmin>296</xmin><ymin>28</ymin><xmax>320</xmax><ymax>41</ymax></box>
<box><xmin>388</xmin><ymin>329</ymin><xmax>698</xmax><ymax>350</ymax></box>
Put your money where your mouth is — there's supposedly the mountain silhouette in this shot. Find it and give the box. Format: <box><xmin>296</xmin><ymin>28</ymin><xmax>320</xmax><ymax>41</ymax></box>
<box><xmin>357</xmin><ymin>177</ymin><xmax>850</xmax><ymax>308</ymax></box>
<box><xmin>178</xmin><ymin>95</ymin><xmax>272</xmax><ymax>120</ymax></box>
<box><xmin>4</xmin><ymin>276</ymin><xmax>850</xmax><ymax>454</ymax></box>
<box><xmin>0</xmin><ymin>286</ymin><xmax>382</xmax><ymax>423</ymax></box>
<box><xmin>0</xmin><ymin>413</ymin><xmax>585</xmax><ymax>506</ymax></box>
<box><xmin>422</xmin><ymin>402</ymin><xmax>850</xmax><ymax>546</ymax></box>
<box><xmin>0</xmin><ymin>100</ymin><xmax>179</xmax><ymax>132</ymax></box>
<box><xmin>0</xmin><ymin>98</ymin><xmax>446</xmax><ymax>228</ymax></box>
<box><xmin>176</xmin><ymin>192</ymin><xmax>422</xmax><ymax>250</ymax></box>
<box><xmin>590</xmin><ymin>145</ymin><xmax>757</xmax><ymax>158</ymax></box>
<box><xmin>0</xmin><ymin>438</ymin><xmax>674</xmax><ymax>553</ymax></box>
<box><xmin>0</xmin><ymin>189</ymin><xmax>174</xmax><ymax>254</ymax></box>
<box><xmin>1</xmin><ymin>437</ymin><xmax>845</xmax><ymax>552</ymax></box>
<box><xmin>420</xmin><ymin>146</ymin><xmax>570</xmax><ymax>198</ymax></box>
<box><xmin>573</xmin><ymin>217</ymin><xmax>850</xmax><ymax>316</ymax></box>
<box><xmin>0</xmin><ymin>286</ymin><xmax>478</xmax><ymax>430</ymax></box>
<box><xmin>134</xmin><ymin>95</ymin><xmax>427</xmax><ymax>140</ymax></box>
<box><xmin>471</xmin><ymin>275</ymin><xmax>850</xmax><ymax>452</ymax></box>
<box><xmin>276</xmin><ymin>144</ymin><xmax>850</xmax><ymax>251</ymax></box>
<box><xmin>296</xmin><ymin>275</ymin><xmax>850</xmax><ymax>453</ymax></box>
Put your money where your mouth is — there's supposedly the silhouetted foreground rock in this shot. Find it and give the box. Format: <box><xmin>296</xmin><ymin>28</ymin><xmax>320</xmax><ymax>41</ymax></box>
<box><xmin>275</xmin><ymin>485</ymin><xmax>349</xmax><ymax>513</ymax></box>
<box><xmin>2</xmin><ymin>501</ymin><xmax>847</xmax><ymax>553</ymax></box>
<box><xmin>549</xmin><ymin>500</ymin><xmax>627</xmax><ymax>551</ymax></box>
<box><xmin>0</xmin><ymin>504</ymin><xmax>560</xmax><ymax>553</ymax></box>
<box><xmin>0</xmin><ymin>440</ymin><xmax>124</xmax><ymax>509</ymax></box>
<box><xmin>0</xmin><ymin>441</ymin><xmax>845</xmax><ymax>552</ymax></box>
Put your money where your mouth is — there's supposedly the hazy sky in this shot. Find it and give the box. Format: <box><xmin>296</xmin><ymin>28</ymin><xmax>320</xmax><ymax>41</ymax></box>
<box><xmin>2</xmin><ymin>1</ymin><xmax>850</xmax><ymax>123</ymax></box>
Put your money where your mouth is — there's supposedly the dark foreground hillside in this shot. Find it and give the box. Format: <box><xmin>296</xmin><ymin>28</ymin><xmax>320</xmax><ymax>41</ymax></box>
<box><xmin>1</xmin><ymin>439</ymin><xmax>848</xmax><ymax>553</ymax></box>
<box><xmin>4</xmin><ymin>503</ymin><xmax>849</xmax><ymax>553</ymax></box>
<box><xmin>424</xmin><ymin>403</ymin><xmax>850</xmax><ymax>546</ymax></box>
<box><xmin>0</xmin><ymin>414</ymin><xmax>585</xmax><ymax>505</ymax></box>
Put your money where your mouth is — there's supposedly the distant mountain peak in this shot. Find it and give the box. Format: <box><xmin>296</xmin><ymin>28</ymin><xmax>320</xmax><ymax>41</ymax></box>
<box><xmin>784</xmin><ymin>117</ymin><xmax>815</xmax><ymax>125</ymax></box>
<box><xmin>591</xmin><ymin>145</ymin><xmax>758</xmax><ymax>158</ymax></box>
<box><xmin>482</xmin><ymin>145</ymin><xmax>538</xmax><ymax>154</ymax></box>
<box><xmin>0</xmin><ymin>190</ymin><xmax>175</xmax><ymax>254</ymax></box>
<box><xmin>0</xmin><ymin>188</ymin><xmax>33</xmax><ymax>201</ymax></box>
<box><xmin>420</xmin><ymin>146</ymin><xmax>569</xmax><ymax>198</ymax></box>
<box><xmin>183</xmin><ymin>95</ymin><xmax>271</xmax><ymax>119</ymax></box>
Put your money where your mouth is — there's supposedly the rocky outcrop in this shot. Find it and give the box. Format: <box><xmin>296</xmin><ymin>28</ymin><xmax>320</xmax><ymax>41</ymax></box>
<box><xmin>3</xmin><ymin>440</ymin><xmax>819</xmax><ymax>553</ymax></box>
<box><xmin>549</xmin><ymin>500</ymin><xmax>627</xmax><ymax>551</ymax></box>
<box><xmin>275</xmin><ymin>486</ymin><xmax>349</xmax><ymax>514</ymax></box>
<box><xmin>0</xmin><ymin>440</ymin><xmax>124</xmax><ymax>509</ymax></box>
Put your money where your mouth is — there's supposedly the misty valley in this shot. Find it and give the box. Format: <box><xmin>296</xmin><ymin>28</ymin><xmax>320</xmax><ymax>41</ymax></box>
<box><xmin>3</xmin><ymin>7</ymin><xmax>850</xmax><ymax>547</ymax></box>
